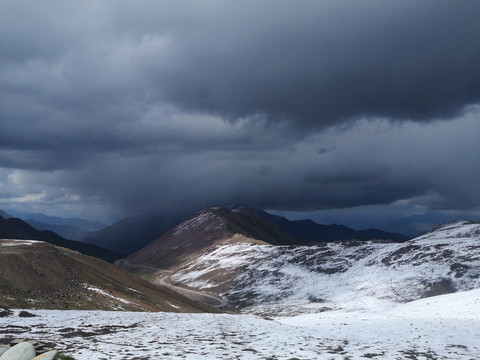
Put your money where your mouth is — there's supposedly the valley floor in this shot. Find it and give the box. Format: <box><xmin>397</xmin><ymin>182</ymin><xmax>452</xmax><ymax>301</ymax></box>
<box><xmin>2</xmin><ymin>289</ymin><xmax>480</xmax><ymax>359</ymax></box>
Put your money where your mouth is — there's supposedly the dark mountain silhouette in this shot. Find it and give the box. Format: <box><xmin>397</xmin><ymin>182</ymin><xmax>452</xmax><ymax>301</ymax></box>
<box><xmin>124</xmin><ymin>206</ymin><xmax>303</xmax><ymax>269</ymax></box>
<box><xmin>80</xmin><ymin>209</ymin><xmax>192</xmax><ymax>256</ymax></box>
<box><xmin>219</xmin><ymin>207</ymin><xmax>305</xmax><ymax>245</ymax></box>
<box><xmin>256</xmin><ymin>210</ymin><xmax>408</xmax><ymax>243</ymax></box>
<box><xmin>25</xmin><ymin>219</ymin><xmax>88</xmax><ymax>241</ymax></box>
<box><xmin>0</xmin><ymin>209</ymin><xmax>12</xmax><ymax>219</ymax></box>
<box><xmin>0</xmin><ymin>215</ymin><xmax>122</xmax><ymax>262</ymax></box>
<box><xmin>4</xmin><ymin>210</ymin><xmax>105</xmax><ymax>231</ymax></box>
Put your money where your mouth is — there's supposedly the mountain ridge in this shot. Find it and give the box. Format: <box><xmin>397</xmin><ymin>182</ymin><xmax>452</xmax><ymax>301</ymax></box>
<box><xmin>3</xmin><ymin>210</ymin><xmax>105</xmax><ymax>230</ymax></box>
<box><xmin>123</xmin><ymin>206</ymin><xmax>302</xmax><ymax>269</ymax></box>
<box><xmin>0</xmin><ymin>215</ymin><xmax>122</xmax><ymax>262</ymax></box>
<box><xmin>25</xmin><ymin>219</ymin><xmax>89</xmax><ymax>241</ymax></box>
<box><xmin>256</xmin><ymin>209</ymin><xmax>408</xmax><ymax>243</ymax></box>
<box><xmin>81</xmin><ymin>206</ymin><xmax>408</xmax><ymax>257</ymax></box>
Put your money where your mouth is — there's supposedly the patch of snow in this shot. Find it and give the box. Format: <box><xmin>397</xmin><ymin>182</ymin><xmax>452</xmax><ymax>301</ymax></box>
<box><xmin>126</xmin><ymin>287</ymin><xmax>142</xmax><ymax>294</ymax></box>
<box><xmin>0</xmin><ymin>239</ymin><xmax>41</xmax><ymax>246</ymax></box>
<box><xmin>166</xmin><ymin>302</ymin><xmax>180</xmax><ymax>309</ymax></box>
<box><xmin>86</xmin><ymin>285</ymin><xmax>141</xmax><ymax>307</ymax></box>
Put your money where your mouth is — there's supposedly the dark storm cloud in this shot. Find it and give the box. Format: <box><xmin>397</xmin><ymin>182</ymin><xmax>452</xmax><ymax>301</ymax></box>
<box><xmin>3</xmin><ymin>1</ymin><xmax>480</xmax><ymax>135</ymax></box>
<box><xmin>106</xmin><ymin>0</ymin><xmax>480</xmax><ymax>126</ymax></box>
<box><xmin>1</xmin><ymin>0</ymin><xmax>480</xmax><ymax>220</ymax></box>
<box><xmin>43</xmin><ymin>114</ymin><xmax>478</xmax><ymax>218</ymax></box>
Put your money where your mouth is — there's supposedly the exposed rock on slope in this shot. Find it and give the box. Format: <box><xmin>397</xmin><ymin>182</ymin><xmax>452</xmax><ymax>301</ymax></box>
<box><xmin>0</xmin><ymin>239</ymin><xmax>216</xmax><ymax>313</ymax></box>
<box><xmin>169</xmin><ymin>220</ymin><xmax>480</xmax><ymax>313</ymax></box>
<box><xmin>123</xmin><ymin>207</ymin><xmax>302</xmax><ymax>269</ymax></box>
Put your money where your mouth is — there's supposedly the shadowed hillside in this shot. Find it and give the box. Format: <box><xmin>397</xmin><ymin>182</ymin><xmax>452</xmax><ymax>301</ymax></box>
<box><xmin>80</xmin><ymin>209</ymin><xmax>191</xmax><ymax>255</ymax></box>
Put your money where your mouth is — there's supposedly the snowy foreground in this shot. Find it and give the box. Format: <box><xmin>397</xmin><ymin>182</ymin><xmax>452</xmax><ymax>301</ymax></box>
<box><xmin>3</xmin><ymin>289</ymin><xmax>480</xmax><ymax>360</ymax></box>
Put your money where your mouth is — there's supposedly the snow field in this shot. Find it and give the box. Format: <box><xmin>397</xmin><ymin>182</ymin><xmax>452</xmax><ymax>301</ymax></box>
<box><xmin>3</xmin><ymin>289</ymin><xmax>480</xmax><ymax>359</ymax></box>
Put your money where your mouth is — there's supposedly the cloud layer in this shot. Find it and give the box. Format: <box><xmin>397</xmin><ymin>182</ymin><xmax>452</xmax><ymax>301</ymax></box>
<box><xmin>1</xmin><ymin>1</ymin><xmax>479</xmax><ymax>221</ymax></box>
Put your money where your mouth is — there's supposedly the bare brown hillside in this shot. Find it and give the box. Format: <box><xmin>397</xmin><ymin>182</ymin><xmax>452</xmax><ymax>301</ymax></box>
<box><xmin>0</xmin><ymin>239</ymin><xmax>217</xmax><ymax>313</ymax></box>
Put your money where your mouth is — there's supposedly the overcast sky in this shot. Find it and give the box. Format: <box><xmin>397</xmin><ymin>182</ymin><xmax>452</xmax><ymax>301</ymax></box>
<box><xmin>1</xmin><ymin>0</ymin><xmax>480</xmax><ymax>228</ymax></box>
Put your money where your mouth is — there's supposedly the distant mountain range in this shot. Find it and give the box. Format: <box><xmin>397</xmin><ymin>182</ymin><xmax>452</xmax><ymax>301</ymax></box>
<box><xmin>256</xmin><ymin>209</ymin><xmax>409</xmax><ymax>243</ymax></box>
<box><xmin>4</xmin><ymin>209</ymin><xmax>105</xmax><ymax>230</ymax></box>
<box><xmin>85</xmin><ymin>206</ymin><xmax>408</xmax><ymax>257</ymax></box>
<box><xmin>1</xmin><ymin>209</ymin><xmax>105</xmax><ymax>240</ymax></box>
<box><xmin>123</xmin><ymin>206</ymin><xmax>408</xmax><ymax>270</ymax></box>
<box><xmin>2</xmin><ymin>205</ymin><xmax>408</xmax><ymax>265</ymax></box>
<box><xmin>123</xmin><ymin>206</ymin><xmax>303</xmax><ymax>269</ymax></box>
<box><xmin>0</xmin><ymin>215</ymin><xmax>122</xmax><ymax>262</ymax></box>
<box><xmin>24</xmin><ymin>219</ymin><xmax>90</xmax><ymax>241</ymax></box>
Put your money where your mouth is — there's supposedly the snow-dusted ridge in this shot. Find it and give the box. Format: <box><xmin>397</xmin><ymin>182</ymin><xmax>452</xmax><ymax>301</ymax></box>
<box><xmin>417</xmin><ymin>219</ymin><xmax>480</xmax><ymax>240</ymax></box>
<box><xmin>172</xmin><ymin>209</ymin><xmax>225</xmax><ymax>237</ymax></box>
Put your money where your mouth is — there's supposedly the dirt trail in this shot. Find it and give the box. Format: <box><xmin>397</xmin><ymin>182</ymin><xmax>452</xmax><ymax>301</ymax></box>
<box><xmin>118</xmin><ymin>260</ymin><xmax>228</xmax><ymax>308</ymax></box>
<box><xmin>154</xmin><ymin>271</ymin><xmax>229</xmax><ymax>308</ymax></box>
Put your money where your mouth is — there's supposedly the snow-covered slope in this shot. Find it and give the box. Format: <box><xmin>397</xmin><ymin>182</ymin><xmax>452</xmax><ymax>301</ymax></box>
<box><xmin>170</xmin><ymin>220</ymin><xmax>480</xmax><ymax>314</ymax></box>
<box><xmin>416</xmin><ymin>219</ymin><xmax>480</xmax><ymax>240</ymax></box>
<box><xmin>2</xmin><ymin>288</ymin><xmax>479</xmax><ymax>359</ymax></box>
